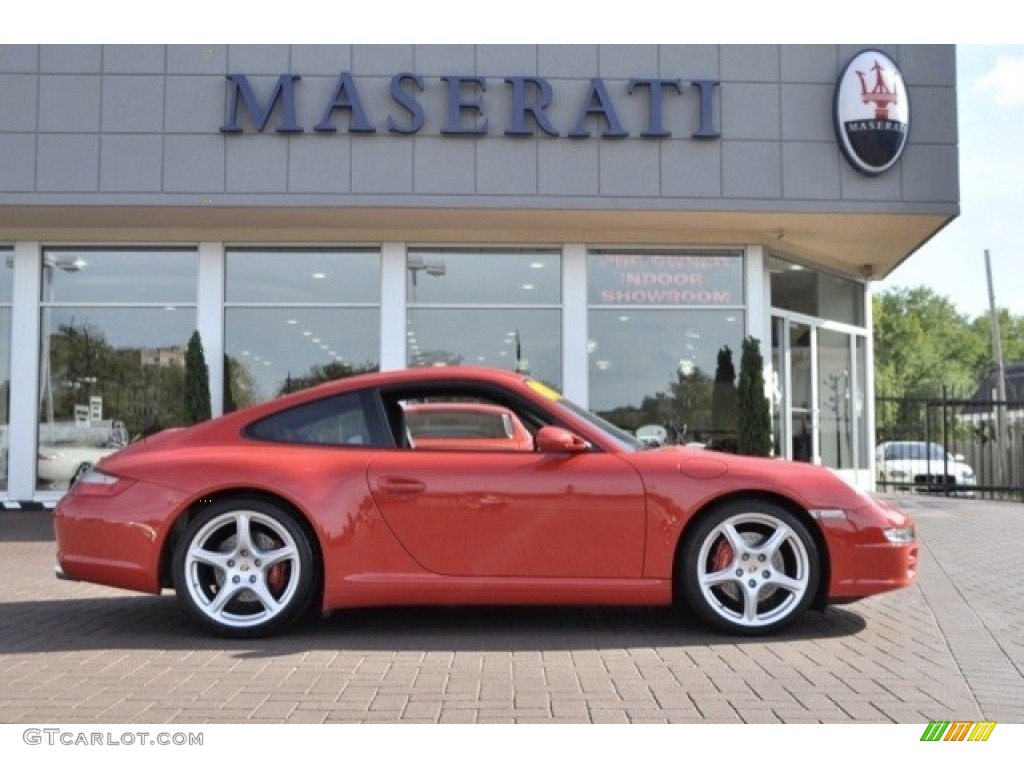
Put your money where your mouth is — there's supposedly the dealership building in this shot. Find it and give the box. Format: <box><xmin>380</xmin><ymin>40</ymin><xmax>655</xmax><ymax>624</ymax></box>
<box><xmin>0</xmin><ymin>44</ymin><xmax>958</xmax><ymax>504</ymax></box>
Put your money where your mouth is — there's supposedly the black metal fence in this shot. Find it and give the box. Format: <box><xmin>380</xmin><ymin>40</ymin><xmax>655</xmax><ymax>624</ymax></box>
<box><xmin>876</xmin><ymin>390</ymin><xmax>1024</xmax><ymax>501</ymax></box>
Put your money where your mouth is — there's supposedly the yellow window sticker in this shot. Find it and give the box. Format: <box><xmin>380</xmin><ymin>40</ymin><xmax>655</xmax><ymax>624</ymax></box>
<box><xmin>525</xmin><ymin>379</ymin><xmax>562</xmax><ymax>401</ymax></box>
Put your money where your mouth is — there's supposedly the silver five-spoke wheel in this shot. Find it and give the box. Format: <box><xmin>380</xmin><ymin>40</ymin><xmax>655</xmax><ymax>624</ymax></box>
<box><xmin>172</xmin><ymin>499</ymin><xmax>316</xmax><ymax>638</ymax></box>
<box><xmin>680</xmin><ymin>501</ymin><xmax>819</xmax><ymax>635</ymax></box>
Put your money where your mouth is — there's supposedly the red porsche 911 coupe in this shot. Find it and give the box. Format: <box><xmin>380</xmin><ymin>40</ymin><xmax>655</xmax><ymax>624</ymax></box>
<box><xmin>54</xmin><ymin>367</ymin><xmax>918</xmax><ymax>639</ymax></box>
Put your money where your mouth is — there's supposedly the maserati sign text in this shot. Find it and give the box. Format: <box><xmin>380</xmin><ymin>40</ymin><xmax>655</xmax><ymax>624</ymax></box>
<box><xmin>220</xmin><ymin>73</ymin><xmax>721</xmax><ymax>139</ymax></box>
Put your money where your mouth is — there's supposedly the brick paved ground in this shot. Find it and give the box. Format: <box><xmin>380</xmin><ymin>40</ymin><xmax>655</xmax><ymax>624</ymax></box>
<box><xmin>0</xmin><ymin>496</ymin><xmax>1021</xmax><ymax>724</ymax></box>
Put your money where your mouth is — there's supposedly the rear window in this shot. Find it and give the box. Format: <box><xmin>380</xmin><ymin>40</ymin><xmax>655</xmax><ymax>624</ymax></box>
<box><xmin>247</xmin><ymin>392</ymin><xmax>376</xmax><ymax>446</ymax></box>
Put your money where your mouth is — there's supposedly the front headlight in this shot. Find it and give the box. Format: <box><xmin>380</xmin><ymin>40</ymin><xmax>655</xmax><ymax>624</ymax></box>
<box><xmin>884</xmin><ymin>526</ymin><xmax>916</xmax><ymax>544</ymax></box>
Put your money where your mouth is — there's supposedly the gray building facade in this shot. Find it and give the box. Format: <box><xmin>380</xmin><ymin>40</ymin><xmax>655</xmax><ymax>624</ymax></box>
<box><xmin>0</xmin><ymin>44</ymin><xmax>958</xmax><ymax>502</ymax></box>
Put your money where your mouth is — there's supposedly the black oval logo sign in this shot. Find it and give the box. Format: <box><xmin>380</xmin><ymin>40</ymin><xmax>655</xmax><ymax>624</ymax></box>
<box><xmin>834</xmin><ymin>50</ymin><xmax>910</xmax><ymax>176</ymax></box>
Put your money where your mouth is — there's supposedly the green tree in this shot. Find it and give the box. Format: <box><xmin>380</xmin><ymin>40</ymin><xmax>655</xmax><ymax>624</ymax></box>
<box><xmin>737</xmin><ymin>336</ymin><xmax>772</xmax><ymax>456</ymax></box>
<box><xmin>275</xmin><ymin>359</ymin><xmax>378</xmax><ymax>397</ymax></box>
<box><xmin>184</xmin><ymin>330</ymin><xmax>211</xmax><ymax>425</ymax></box>
<box><xmin>970</xmin><ymin>309</ymin><xmax>1024</xmax><ymax>381</ymax></box>
<box><xmin>873</xmin><ymin>287</ymin><xmax>982</xmax><ymax>398</ymax></box>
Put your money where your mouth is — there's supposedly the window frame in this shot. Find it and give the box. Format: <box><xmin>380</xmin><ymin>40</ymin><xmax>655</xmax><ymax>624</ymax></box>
<box><xmin>243</xmin><ymin>389</ymin><xmax>390</xmax><ymax>448</ymax></box>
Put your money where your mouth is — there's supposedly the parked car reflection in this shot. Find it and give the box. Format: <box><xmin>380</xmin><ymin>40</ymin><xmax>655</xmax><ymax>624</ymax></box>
<box><xmin>38</xmin><ymin>440</ymin><xmax>126</xmax><ymax>488</ymax></box>
<box><xmin>38</xmin><ymin>419</ymin><xmax>129</xmax><ymax>490</ymax></box>
<box><xmin>404</xmin><ymin>402</ymin><xmax>534</xmax><ymax>451</ymax></box>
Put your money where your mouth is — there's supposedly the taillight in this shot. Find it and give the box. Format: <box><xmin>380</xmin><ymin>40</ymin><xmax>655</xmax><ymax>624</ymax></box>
<box><xmin>69</xmin><ymin>468</ymin><xmax>136</xmax><ymax>497</ymax></box>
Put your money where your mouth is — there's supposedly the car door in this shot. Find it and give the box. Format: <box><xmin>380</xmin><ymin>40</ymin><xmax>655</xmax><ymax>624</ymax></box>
<box><xmin>366</xmin><ymin>448</ymin><xmax>646</xmax><ymax>579</ymax></box>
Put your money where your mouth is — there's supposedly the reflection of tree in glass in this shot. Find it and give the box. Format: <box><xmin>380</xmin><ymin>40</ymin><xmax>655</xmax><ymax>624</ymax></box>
<box><xmin>184</xmin><ymin>331</ymin><xmax>211</xmax><ymax>425</ymax></box>
<box><xmin>711</xmin><ymin>345</ymin><xmax>739</xmax><ymax>448</ymax></box>
<box><xmin>224</xmin><ymin>354</ymin><xmax>258</xmax><ymax>413</ymax></box>
<box><xmin>275</xmin><ymin>359</ymin><xmax>379</xmax><ymax>397</ymax></box>
<box><xmin>597</xmin><ymin>392</ymin><xmax>672</xmax><ymax>435</ymax></box>
<box><xmin>46</xmin><ymin>321</ymin><xmax>187</xmax><ymax>437</ymax></box>
<box><xmin>597</xmin><ymin>367</ymin><xmax>714</xmax><ymax>445</ymax></box>
<box><xmin>669</xmin><ymin>366</ymin><xmax>713</xmax><ymax>441</ymax></box>
<box><xmin>737</xmin><ymin>336</ymin><xmax>772</xmax><ymax>456</ymax></box>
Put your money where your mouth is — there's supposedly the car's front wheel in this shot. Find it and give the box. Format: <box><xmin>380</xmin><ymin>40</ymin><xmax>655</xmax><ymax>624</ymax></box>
<box><xmin>680</xmin><ymin>500</ymin><xmax>819</xmax><ymax>635</ymax></box>
<box><xmin>172</xmin><ymin>498</ymin><xmax>316</xmax><ymax>638</ymax></box>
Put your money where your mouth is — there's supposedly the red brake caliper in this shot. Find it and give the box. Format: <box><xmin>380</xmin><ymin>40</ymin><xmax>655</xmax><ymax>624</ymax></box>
<box><xmin>266</xmin><ymin>537</ymin><xmax>288</xmax><ymax>594</ymax></box>
<box><xmin>710</xmin><ymin>538</ymin><xmax>734</xmax><ymax>572</ymax></box>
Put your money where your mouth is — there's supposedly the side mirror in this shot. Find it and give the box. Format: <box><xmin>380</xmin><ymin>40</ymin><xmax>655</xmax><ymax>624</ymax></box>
<box><xmin>535</xmin><ymin>426</ymin><xmax>589</xmax><ymax>454</ymax></box>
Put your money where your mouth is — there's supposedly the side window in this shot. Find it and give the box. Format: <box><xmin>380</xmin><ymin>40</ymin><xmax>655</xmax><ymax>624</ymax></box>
<box><xmin>382</xmin><ymin>387</ymin><xmax>544</xmax><ymax>452</ymax></box>
<box><xmin>246</xmin><ymin>392</ymin><xmax>380</xmax><ymax>446</ymax></box>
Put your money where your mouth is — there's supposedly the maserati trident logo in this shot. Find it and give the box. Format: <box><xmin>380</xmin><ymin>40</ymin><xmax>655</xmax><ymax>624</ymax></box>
<box><xmin>834</xmin><ymin>50</ymin><xmax>910</xmax><ymax>175</ymax></box>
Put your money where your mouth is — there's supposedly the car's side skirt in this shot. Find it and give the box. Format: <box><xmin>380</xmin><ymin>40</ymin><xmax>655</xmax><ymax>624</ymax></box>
<box><xmin>323</xmin><ymin>575</ymin><xmax>673</xmax><ymax>609</ymax></box>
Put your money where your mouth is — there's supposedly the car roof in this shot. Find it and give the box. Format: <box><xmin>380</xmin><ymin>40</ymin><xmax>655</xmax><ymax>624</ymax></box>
<box><xmin>404</xmin><ymin>402</ymin><xmax>514</xmax><ymax>414</ymax></box>
<box><xmin>317</xmin><ymin>366</ymin><xmax>530</xmax><ymax>393</ymax></box>
<box><xmin>184</xmin><ymin>367</ymin><xmax>544</xmax><ymax>442</ymax></box>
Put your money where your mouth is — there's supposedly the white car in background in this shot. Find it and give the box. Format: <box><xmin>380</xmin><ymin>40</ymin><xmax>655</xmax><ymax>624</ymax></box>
<box><xmin>38</xmin><ymin>441</ymin><xmax>124</xmax><ymax>488</ymax></box>
<box><xmin>876</xmin><ymin>441</ymin><xmax>976</xmax><ymax>496</ymax></box>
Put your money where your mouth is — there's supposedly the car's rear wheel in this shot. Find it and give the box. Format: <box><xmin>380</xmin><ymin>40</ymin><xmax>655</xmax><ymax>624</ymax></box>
<box><xmin>172</xmin><ymin>498</ymin><xmax>316</xmax><ymax>639</ymax></box>
<box><xmin>680</xmin><ymin>499</ymin><xmax>819</xmax><ymax>635</ymax></box>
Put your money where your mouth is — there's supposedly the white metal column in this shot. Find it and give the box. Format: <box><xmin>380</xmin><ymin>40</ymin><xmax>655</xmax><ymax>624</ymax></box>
<box><xmin>8</xmin><ymin>241</ymin><xmax>42</xmax><ymax>501</ymax></box>
<box><xmin>197</xmin><ymin>242</ymin><xmax>225</xmax><ymax>417</ymax></box>
<box><xmin>561</xmin><ymin>244</ymin><xmax>588</xmax><ymax>406</ymax></box>
<box><xmin>379</xmin><ymin>242</ymin><xmax>407</xmax><ymax>371</ymax></box>
<box><xmin>745</xmin><ymin>245</ymin><xmax>768</xmax><ymax>342</ymax></box>
<box><xmin>809</xmin><ymin>324</ymin><xmax>821</xmax><ymax>465</ymax></box>
<box><xmin>865</xmin><ymin>282</ymin><xmax>877</xmax><ymax>489</ymax></box>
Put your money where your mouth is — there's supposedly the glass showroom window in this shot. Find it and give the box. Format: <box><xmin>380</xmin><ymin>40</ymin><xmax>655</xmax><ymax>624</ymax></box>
<box><xmin>38</xmin><ymin>248</ymin><xmax>198</xmax><ymax>491</ymax></box>
<box><xmin>588</xmin><ymin>250</ymin><xmax>745</xmax><ymax>449</ymax></box>
<box><xmin>769</xmin><ymin>254</ymin><xmax>865</xmax><ymax>327</ymax></box>
<box><xmin>224</xmin><ymin>248</ymin><xmax>380</xmax><ymax>411</ymax></box>
<box><xmin>406</xmin><ymin>248</ymin><xmax>562</xmax><ymax>388</ymax></box>
<box><xmin>0</xmin><ymin>249</ymin><xmax>12</xmax><ymax>491</ymax></box>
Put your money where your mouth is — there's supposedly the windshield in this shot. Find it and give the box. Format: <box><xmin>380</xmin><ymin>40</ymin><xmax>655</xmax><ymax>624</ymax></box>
<box><xmin>523</xmin><ymin>377</ymin><xmax>644</xmax><ymax>451</ymax></box>
<box><xmin>555</xmin><ymin>397</ymin><xmax>645</xmax><ymax>452</ymax></box>
<box><xmin>885</xmin><ymin>442</ymin><xmax>949</xmax><ymax>461</ymax></box>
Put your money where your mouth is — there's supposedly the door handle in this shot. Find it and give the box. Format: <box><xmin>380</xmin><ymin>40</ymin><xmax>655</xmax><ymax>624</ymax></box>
<box><xmin>378</xmin><ymin>477</ymin><xmax>427</xmax><ymax>496</ymax></box>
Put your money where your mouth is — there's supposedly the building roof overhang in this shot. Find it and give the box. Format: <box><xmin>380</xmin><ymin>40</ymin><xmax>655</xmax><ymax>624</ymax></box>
<box><xmin>0</xmin><ymin>204</ymin><xmax>957</xmax><ymax>280</ymax></box>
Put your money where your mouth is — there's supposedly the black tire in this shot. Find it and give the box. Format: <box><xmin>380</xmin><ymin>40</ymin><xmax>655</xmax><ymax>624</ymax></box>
<box><xmin>679</xmin><ymin>499</ymin><xmax>819</xmax><ymax>636</ymax></box>
<box><xmin>172</xmin><ymin>498</ymin><xmax>316</xmax><ymax>639</ymax></box>
<box><xmin>70</xmin><ymin>462</ymin><xmax>93</xmax><ymax>486</ymax></box>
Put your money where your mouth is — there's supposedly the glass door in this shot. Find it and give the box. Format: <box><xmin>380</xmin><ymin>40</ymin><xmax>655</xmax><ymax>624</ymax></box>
<box><xmin>771</xmin><ymin>316</ymin><xmax>816</xmax><ymax>463</ymax></box>
<box><xmin>771</xmin><ymin>313</ymin><xmax>868</xmax><ymax>482</ymax></box>
<box><xmin>788</xmin><ymin>320</ymin><xmax>816</xmax><ymax>463</ymax></box>
<box><xmin>817</xmin><ymin>328</ymin><xmax>853</xmax><ymax>470</ymax></box>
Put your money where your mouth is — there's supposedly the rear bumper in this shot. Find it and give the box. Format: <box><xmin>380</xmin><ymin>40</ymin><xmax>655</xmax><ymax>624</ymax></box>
<box><xmin>54</xmin><ymin>480</ymin><xmax>188</xmax><ymax>595</ymax></box>
<box><xmin>54</xmin><ymin>563</ymin><xmax>79</xmax><ymax>581</ymax></box>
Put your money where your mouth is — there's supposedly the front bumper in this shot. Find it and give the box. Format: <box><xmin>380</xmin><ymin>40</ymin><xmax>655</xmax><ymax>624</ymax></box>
<box><xmin>816</xmin><ymin>498</ymin><xmax>919</xmax><ymax>599</ymax></box>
